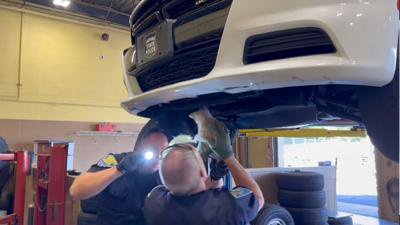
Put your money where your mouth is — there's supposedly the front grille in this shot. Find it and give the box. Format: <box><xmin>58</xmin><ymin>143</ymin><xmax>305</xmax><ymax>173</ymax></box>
<box><xmin>244</xmin><ymin>27</ymin><xmax>336</xmax><ymax>64</ymax></box>
<box><xmin>163</xmin><ymin>0</ymin><xmax>222</xmax><ymax>19</ymax></box>
<box><xmin>135</xmin><ymin>37</ymin><xmax>221</xmax><ymax>92</ymax></box>
<box><xmin>134</xmin><ymin>12</ymin><xmax>162</xmax><ymax>36</ymax></box>
<box><xmin>129</xmin><ymin>0</ymin><xmax>232</xmax><ymax>92</ymax></box>
<box><xmin>131</xmin><ymin>0</ymin><xmax>231</xmax><ymax>35</ymax></box>
<box><xmin>131</xmin><ymin>0</ymin><xmax>161</xmax><ymax>27</ymax></box>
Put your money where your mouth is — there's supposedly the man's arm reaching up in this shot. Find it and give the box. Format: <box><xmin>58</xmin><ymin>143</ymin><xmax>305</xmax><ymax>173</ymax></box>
<box><xmin>70</xmin><ymin>152</ymin><xmax>143</xmax><ymax>200</ymax></box>
<box><xmin>70</xmin><ymin>167</ymin><xmax>122</xmax><ymax>200</ymax></box>
<box><xmin>224</xmin><ymin>156</ymin><xmax>264</xmax><ymax>210</ymax></box>
<box><xmin>190</xmin><ymin>108</ymin><xmax>265</xmax><ymax>210</ymax></box>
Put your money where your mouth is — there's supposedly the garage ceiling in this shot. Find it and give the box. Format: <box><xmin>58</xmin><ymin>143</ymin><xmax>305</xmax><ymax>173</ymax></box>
<box><xmin>20</xmin><ymin>0</ymin><xmax>141</xmax><ymax>26</ymax></box>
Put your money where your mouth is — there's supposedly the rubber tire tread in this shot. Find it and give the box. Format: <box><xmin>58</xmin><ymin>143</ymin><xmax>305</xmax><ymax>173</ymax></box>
<box><xmin>251</xmin><ymin>204</ymin><xmax>295</xmax><ymax>225</ymax></box>
<box><xmin>284</xmin><ymin>207</ymin><xmax>328</xmax><ymax>224</ymax></box>
<box><xmin>278</xmin><ymin>190</ymin><xmax>326</xmax><ymax>208</ymax></box>
<box><xmin>297</xmin><ymin>223</ymin><xmax>329</xmax><ymax>225</ymax></box>
<box><xmin>277</xmin><ymin>171</ymin><xmax>324</xmax><ymax>191</ymax></box>
<box><xmin>328</xmin><ymin>216</ymin><xmax>353</xmax><ymax>225</ymax></box>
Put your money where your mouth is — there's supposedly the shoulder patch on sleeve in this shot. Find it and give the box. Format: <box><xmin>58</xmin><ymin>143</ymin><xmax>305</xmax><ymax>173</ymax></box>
<box><xmin>148</xmin><ymin>185</ymin><xmax>167</xmax><ymax>197</ymax></box>
<box><xmin>97</xmin><ymin>154</ymin><xmax>118</xmax><ymax>168</ymax></box>
<box><xmin>230</xmin><ymin>187</ymin><xmax>252</xmax><ymax>199</ymax></box>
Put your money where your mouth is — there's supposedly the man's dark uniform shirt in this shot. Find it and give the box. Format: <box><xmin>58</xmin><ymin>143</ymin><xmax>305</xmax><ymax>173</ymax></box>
<box><xmin>89</xmin><ymin>153</ymin><xmax>161</xmax><ymax>225</ymax></box>
<box><xmin>144</xmin><ymin>185</ymin><xmax>259</xmax><ymax>225</ymax></box>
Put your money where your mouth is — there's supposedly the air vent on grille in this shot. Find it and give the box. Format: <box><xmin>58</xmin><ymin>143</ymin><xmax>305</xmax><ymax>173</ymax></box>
<box><xmin>131</xmin><ymin>0</ymin><xmax>161</xmax><ymax>27</ymax></box>
<box><xmin>243</xmin><ymin>27</ymin><xmax>336</xmax><ymax>64</ymax></box>
<box><xmin>134</xmin><ymin>12</ymin><xmax>162</xmax><ymax>36</ymax></box>
<box><xmin>135</xmin><ymin>37</ymin><xmax>221</xmax><ymax>92</ymax></box>
<box><xmin>163</xmin><ymin>0</ymin><xmax>221</xmax><ymax>19</ymax></box>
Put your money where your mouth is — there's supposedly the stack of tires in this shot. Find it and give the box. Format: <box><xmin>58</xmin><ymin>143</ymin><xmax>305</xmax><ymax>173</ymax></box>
<box><xmin>277</xmin><ymin>171</ymin><xmax>328</xmax><ymax>225</ymax></box>
<box><xmin>77</xmin><ymin>194</ymin><xmax>99</xmax><ymax>225</ymax></box>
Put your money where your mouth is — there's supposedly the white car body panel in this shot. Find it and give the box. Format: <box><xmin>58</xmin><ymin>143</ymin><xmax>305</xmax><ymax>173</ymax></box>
<box><xmin>121</xmin><ymin>0</ymin><xmax>399</xmax><ymax>114</ymax></box>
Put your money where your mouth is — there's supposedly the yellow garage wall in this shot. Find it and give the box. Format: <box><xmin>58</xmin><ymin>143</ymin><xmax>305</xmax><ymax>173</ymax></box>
<box><xmin>0</xmin><ymin>100</ymin><xmax>149</xmax><ymax>123</ymax></box>
<box><xmin>0</xmin><ymin>8</ymin><xmax>21</xmax><ymax>98</ymax></box>
<box><xmin>20</xmin><ymin>13</ymin><xmax>128</xmax><ymax>107</ymax></box>
<box><xmin>0</xmin><ymin>7</ymin><xmax>146</xmax><ymax>123</ymax></box>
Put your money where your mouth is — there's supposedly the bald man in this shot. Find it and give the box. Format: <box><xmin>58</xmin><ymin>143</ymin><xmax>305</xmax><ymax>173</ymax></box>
<box><xmin>144</xmin><ymin>119</ymin><xmax>264</xmax><ymax>225</ymax></box>
<box><xmin>70</xmin><ymin>129</ymin><xmax>169</xmax><ymax>225</ymax></box>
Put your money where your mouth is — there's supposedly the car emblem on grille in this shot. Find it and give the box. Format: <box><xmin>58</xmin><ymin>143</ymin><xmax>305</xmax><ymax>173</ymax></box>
<box><xmin>195</xmin><ymin>0</ymin><xmax>208</xmax><ymax>6</ymax></box>
<box><xmin>144</xmin><ymin>31</ymin><xmax>157</xmax><ymax>58</ymax></box>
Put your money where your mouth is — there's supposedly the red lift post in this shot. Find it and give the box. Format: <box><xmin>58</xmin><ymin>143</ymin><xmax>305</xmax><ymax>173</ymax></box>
<box><xmin>0</xmin><ymin>151</ymin><xmax>30</xmax><ymax>225</ymax></box>
<box><xmin>34</xmin><ymin>141</ymin><xmax>70</xmax><ymax>225</ymax></box>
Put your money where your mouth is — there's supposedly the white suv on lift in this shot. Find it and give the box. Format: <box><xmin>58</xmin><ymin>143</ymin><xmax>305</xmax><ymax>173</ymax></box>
<box><xmin>122</xmin><ymin>0</ymin><xmax>399</xmax><ymax>161</ymax></box>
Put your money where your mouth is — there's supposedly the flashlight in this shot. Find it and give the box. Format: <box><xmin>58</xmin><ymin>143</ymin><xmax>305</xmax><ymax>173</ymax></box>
<box><xmin>144</xmin><ymin>151</ymin><xmax>154</xmax><ymax>160</ymax></box>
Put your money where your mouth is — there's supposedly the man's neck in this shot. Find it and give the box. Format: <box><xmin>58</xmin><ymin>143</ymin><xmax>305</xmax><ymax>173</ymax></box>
<box><xmin>188</xmin><ymin>182</ymin><xmax>207</xmax><ymax>195</ymax></box>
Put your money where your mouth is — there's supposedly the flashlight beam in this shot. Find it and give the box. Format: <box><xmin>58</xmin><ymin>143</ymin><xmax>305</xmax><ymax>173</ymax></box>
<box><xmin>144</xmin><ymin>151</ymin><xmax>154</xmax><ymax>160</ymax></box>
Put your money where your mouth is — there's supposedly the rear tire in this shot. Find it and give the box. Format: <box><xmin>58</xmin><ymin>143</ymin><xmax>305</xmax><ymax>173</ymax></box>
<box><xmin>357</xmin><ymin>43</ymin><xmax>399</xmax><ymax>162</ymax></box>
<box><xmin>251</xmin><ymin>204</ymin><xmax>295</xmax><ymax>225</ymax></box>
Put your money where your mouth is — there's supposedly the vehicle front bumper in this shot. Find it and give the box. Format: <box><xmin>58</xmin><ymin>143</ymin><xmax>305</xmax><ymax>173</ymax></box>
<box><xmin>122</xmin><ymin>0</ymin><xmax>399</xmax><ymax>115</ymax></box>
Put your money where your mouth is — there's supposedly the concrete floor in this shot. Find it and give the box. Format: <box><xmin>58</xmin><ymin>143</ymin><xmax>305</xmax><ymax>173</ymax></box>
<box><xmin>337</xmin><ymin>195</ymin><xmax>398</xmax><ymax>224</ymax></box>
<box><xmin>335</xmin><ymin>212</ymin><xmax>397</xmax><ymax>225</ymax></box>
<box><xmin>350</xmin><ymin>214</ymin><xmax>397</xmax><ymax>225</ymax></box>
<box><xmin>338</xmin><ymin>201</ymin><xmax>378</xmax><ymax>218</ymax></box>
<box><xmin>337</xmin><ymin>195</ymin><xmax>378</xmax><ymax>207</ymax></box>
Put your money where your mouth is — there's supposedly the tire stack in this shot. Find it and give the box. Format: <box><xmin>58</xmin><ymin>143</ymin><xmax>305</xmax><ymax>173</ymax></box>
<box><xmin>277</xmin><ymin>171</ymin><xmax>328</xmax><ymax>225</ymax></box>
<box><xmin>78</xmin><ymin>194</ymin><xmax>99</xmax><ymax>225</ymax></box>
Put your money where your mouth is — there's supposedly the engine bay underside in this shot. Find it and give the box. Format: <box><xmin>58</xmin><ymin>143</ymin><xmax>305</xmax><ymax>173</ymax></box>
<box><xmin>139</xmin><ymin>84</ymin><xmax>363</xmax><ymax>129</ymax></box>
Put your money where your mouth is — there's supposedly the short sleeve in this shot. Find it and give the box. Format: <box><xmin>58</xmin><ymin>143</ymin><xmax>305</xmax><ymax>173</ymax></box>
<box><xmin>87</xmin><ymin>164</ymin><xmax>105</xmax><ymax>173</ymax></box>
<box><xmin>145</xmin><ymin>185</ymin><xmax>168</xmax><ymax>209</ymax></box>
<box><xmin>147</xmin><ymin>185</ymin><xmax>167</xmax><ymax>198</ymax></box>
<box><xmin>230</xmin><ymin>187</ymin><xmax>259</xmax><ymax>221</ymax></box>
<box><xmin>144</xmin><ymin>185</ymin><xmax>168</xmax><ymax>225</ymax></box>
<box><xmin>87</xmin><ymin>153</ymin><xmax>122</xmax><ymax>173</ymax></box>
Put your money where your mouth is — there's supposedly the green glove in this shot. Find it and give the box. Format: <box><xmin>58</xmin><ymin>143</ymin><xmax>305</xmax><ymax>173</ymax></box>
<box><xmin>190</xmin><ymin>108</ymin><xmax>233</xmax><ymax>159</ymax></box>
<box><xmin>197</xmin><ymin>141</ymin><xmax>213</xmax><ymax>161</ymax></box>
<box><xmin>207</xmin><ymin>120</ymin><xmax>234</xmax><ymax>159</ymax></box>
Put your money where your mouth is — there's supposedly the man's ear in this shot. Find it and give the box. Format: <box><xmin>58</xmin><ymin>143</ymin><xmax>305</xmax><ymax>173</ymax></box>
<box><xmin>200</xmin><ymin>166</ymin><xmax>208</xmax><ymax>178</ymax></box>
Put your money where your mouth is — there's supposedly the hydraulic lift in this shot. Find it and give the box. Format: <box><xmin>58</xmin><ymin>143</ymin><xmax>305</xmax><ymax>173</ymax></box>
<box><xmin>0</xmin><ymin>141</ymin><xmax>72</xmax><ymax>225</ymax></box>
<box><xmin>34</xmin><ymin>141</ymin><xmax>71</xmax><ymax>225</ymax></box>
<box><xmin>0</xmin><ymin>151</ymin><xmax>29</xmax><ymax>225</ymax></box>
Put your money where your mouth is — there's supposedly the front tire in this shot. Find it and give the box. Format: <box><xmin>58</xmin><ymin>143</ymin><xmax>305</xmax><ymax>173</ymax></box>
<box><xmin>357</xmin><ymin>44</ymin><xmax>399</xmax><ymax>162</ymax></box>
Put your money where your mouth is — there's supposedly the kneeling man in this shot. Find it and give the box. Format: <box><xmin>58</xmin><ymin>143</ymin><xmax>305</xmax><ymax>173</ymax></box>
<box><xmin>144</xmin><ymin>110</ymin><xmax>264</xmax><ymax>225</ymax></box>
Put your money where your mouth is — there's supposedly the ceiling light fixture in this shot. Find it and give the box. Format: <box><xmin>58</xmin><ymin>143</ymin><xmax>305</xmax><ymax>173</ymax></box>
<box><xmin>53</xmin><ymin>0</ymin><xmax>71</xmax><ymax>7</ymax></box>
